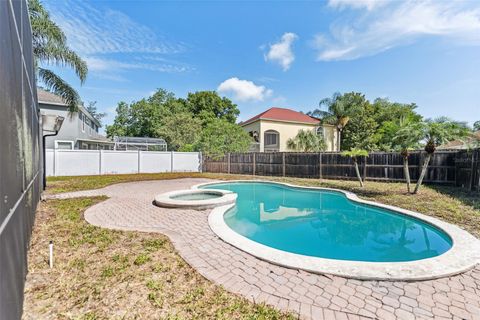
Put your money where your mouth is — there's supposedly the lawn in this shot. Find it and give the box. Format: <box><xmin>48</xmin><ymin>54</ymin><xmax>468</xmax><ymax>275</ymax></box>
<box><xmin>23</xmin><ymin>196</ymin><xmax>295</xmax><ymax>319</ymax></box>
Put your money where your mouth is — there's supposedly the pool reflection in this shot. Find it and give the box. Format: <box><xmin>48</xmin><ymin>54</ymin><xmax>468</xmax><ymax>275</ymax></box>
<box><xmin>205</xmin><ymin>182</ymin><xmax>452</xmax><ymax>262</ymax></box>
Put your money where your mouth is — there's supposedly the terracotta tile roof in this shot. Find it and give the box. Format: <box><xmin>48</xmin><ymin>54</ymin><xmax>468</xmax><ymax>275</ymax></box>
<box><xmin>240</xmin><ymin>107</ymin><xmax>320</xmax><ymax>126</ymax></box>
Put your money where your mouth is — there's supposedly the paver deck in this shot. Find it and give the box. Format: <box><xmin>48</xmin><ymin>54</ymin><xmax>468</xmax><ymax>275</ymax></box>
<box><xmin>47</xmin><ymin>178</ymin><xmax>480</xmax><ymax>320</ymax></box>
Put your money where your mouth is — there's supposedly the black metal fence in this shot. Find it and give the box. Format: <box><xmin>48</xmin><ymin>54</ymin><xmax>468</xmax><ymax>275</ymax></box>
<box><xmin>204</xmin><ymin>149</ymin><xmax>480</xmax><ymax>191</ymax></box>
<box><xmin>0</xmin><ymin>1</ymin><xmax>42</xmax><ymax>319</ymax></box>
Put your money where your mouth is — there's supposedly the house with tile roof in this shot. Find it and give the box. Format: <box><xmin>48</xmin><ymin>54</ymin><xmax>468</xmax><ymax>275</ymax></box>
<box><xmin>240</xmin><ymin>107</ymin><xmax>339</xmax><ymax>152</ymax></box>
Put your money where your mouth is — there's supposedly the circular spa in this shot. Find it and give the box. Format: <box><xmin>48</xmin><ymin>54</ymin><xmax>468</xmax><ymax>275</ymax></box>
<box><xmin>154</xmin><ymin>189</ymin><xmax>236</xmax><ymax>210</ymax></box>
<box><xmin>199</xmin><ymin>181</ymin><xmax>480</xmax><ymax>280</ymax></box>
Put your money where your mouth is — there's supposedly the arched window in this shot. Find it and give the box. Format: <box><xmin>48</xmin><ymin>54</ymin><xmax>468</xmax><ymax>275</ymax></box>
<box><xmin>264</xmin><ymin>130</ymin><xmax>279</xmax><ymax>152</ymax></box>
<box><xmin>316</xmin><ymin>126</ymin><xmax>324</xmax><ymax>139</ymax></box>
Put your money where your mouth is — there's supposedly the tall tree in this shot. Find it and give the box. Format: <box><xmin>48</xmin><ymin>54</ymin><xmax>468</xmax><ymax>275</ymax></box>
<box><xmin>184</xmin><ymin>91</ymin><xmax>240</xmax><ymax>124</ymax></box>
<box><xmin>342</xmin><ymin>149</ymin><xmax>369</xmax><ymax>187</ymax></box>
<box><xmin>392</xmin><ymin>118</ymin><xmax>423</xmax><ymax>193</ymax></box>
<box><xmin>85</xmin><ymin>101</ymin><xmax>106</xmax><ymax>125</ymax></box>
<box><xmin>413</xmin><ymin>118</ymin><xmax>469</xmax><ymax>194</ymax></box>
<box><xmin>341</xmin><ymin>101</ymin><xmax>377</xmax><ymax>151</ymax></box>
<box><xmin>371</xmin><ymin>99</ymin><xmax>423</xmax><ymax>151</ymax></box>
<box><xmin>308</xmin><ymin>92</ymin><xmax>364</xmax><ymax>150</ymax></box>
<box><xmin>105</xmin><ymin>102</ymin><xmax>131</xmax><ymax>137</ymax></box>
<box><xmin>286</xmin><ymin>130</ymin><xmax>326</xmax><ymax>152</ymax></box>
<box><xmin>156</xmin><ymin>112</ymin><xmax>202</xmax><ymax>151</ymax></box>
<box><xmin>196</xmin><ymin>119</ymin><xmax>251</xmax><ymax>159</ymax></box>
<box><xmin>29</xmin><ymin>0</ymin><xmax>87</xmax><ymax>111</ymax></box>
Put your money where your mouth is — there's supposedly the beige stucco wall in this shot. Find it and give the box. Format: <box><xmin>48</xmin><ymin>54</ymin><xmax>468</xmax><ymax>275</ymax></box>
<box><xmin>322</xmin><ymin>125</ymin><xmax>338</xmax><ymax>151</ymax></box>
<box><xmin>242</xmin><ymin>119</ymin><xmax>338</xmax><ymax>152</ymax></box>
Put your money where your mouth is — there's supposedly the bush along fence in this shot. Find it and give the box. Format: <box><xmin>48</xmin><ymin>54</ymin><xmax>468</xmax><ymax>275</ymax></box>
<box><xmin>203</xmin><ymin>149</ymin><xmax>480</xmax><ymax>191</ymax></box>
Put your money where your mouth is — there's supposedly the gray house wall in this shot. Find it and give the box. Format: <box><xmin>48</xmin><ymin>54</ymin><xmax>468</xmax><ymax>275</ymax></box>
<box><xmin>0</xmin><ymin>0</ymin><xmax>41</xmax><ymax>319</ymax></box>
<box><xmin>39</xmin><ymin>103</ymin><xmax>111</xmax><ymax>149</ymax></box>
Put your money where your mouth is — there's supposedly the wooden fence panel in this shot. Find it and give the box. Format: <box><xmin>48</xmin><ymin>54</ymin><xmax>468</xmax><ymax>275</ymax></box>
<box><xmin>455</xmin><ymin>149</ymin><xmax>480</xmax><ymax>190</ymax></box>
<box><xmin>285</xmin><ymin>153</ymin><xmax>319</xmax><ymax>178</ymax></box>
<box><xmin>203</xmin><ymin>155</ymin><xmax>228</xmax><ymax>173</ymax></box>
<box><xmin>256</xmin><ymin>152</ymin><xmax>283</xmax><ymax>176</ymax></box>
<box><xmin>203</xmin><ymin>149</ymin><xmax>479</xmax><ymax>188</ymax></box>
<box><xmin>230</xmin><ymin>153</ymin><xmax>254</xmax><ymax>175</ymax></box>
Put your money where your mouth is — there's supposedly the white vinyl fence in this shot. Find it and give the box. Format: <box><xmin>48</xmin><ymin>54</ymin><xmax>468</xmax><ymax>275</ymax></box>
<box><xmin>46</xmin><ymin>149</ymin><xmax>202</xmax><ymax>176</ymax></box>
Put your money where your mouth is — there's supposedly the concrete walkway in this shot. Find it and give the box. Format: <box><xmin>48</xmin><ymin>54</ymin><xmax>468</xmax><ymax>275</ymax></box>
<box><xmin>48</xmin><ymin>178</ymin><xmax>480</xmax><ymax>320</ymax></box>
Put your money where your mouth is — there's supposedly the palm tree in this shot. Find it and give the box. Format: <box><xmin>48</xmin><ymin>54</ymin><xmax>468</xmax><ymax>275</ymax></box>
<box><xmin>392</xmin><ymin>117</ymin><xmax>423</xmax><ymax>193</ymax></box>
<box><xmin>29</xmin><ymin>0</ymin><xmax>87</xmax><ymax>111</ymax></box>
<box><xmin>342</xmin><ymin>148</ymin><xmax>369</xmax><ymax>187</ymax></box>
<box><xmin>413</xmin><ymin>118</ymin><xmax>469</xmax><ymax>194</ymax></box>
<box><xmin>286</xmin><ymin>129</ymin><xmax>326</xmax><ymax>152</ymax></box>
<box><xmin>308</xmin><ymin>92</ymin><xmax>362</xmax><ymax>151</ymax></box>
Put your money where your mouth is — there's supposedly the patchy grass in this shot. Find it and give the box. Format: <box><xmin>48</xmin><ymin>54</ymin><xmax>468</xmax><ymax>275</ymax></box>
<box><xmin>46</xmin><ymin>172</ymin><xmax>211</xmax><ymax>194</ymax></box>
<box><xmin>23</xmin><ymin>197</ymin><xmax>295</xmax><ymax>319</ymax></box>
<box><xmin>48</xmin><ymin>172</ymin><xmax>480</xmax><ymax>237</ymax></box>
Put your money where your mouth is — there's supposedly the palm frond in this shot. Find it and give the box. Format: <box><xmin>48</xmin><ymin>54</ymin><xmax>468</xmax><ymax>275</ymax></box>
<box><xmin>39</xmin><ymin>68</ymin><xmax>80</xmax><ymax>112</ymax></box>
<box><xmin>307</xmin><ymin>109</ymin><xmax>331</xmax><ymax>119</ymax></box>
<box><xmin>35</xmin><ymin>43</ymin><xmax>88</xmax><ymax>83</ymax></box>
<box><xmin>29</xmin><ymin>0</ymin><xmax>66</xmax><ymax>45</ymax></box>
<box><xmin>342</xmin><ymin>148</ymin><xmax>369</xmax><ymax>158</ymax></box>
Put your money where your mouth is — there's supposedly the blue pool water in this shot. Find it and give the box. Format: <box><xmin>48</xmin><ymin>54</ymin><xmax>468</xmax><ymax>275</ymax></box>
<box><xmin>202</xmin><ymin>182</ymin><xmax>452</xmax><ymax>262</ymax></box>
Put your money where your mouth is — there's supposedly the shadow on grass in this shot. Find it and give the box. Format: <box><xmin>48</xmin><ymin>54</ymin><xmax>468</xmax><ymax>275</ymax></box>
<box><xmin>430</xmin><ymin>185</ymin><xmax>480</xmax><ymax>211</ymax></box>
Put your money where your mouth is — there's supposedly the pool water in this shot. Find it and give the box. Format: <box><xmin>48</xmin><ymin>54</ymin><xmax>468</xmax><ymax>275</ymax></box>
<box><xmin>171</xmin><ymin>192</ymin><xmax>222</xmax><ymax>201</ymax></box>
<box><xmin>202</xmin><ymin>182</ymin><xmax>452</xmax><ymax>262</ymax></box>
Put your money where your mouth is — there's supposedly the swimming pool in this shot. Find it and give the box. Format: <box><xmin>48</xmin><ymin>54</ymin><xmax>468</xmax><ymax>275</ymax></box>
<box><xmin>198</xmin><ymin>180</ymin><xmax>480</xmax><ymax>280</ymax></box>
<box><xmin>202</xmin><ymin>181</ymin><xmax>451</xmax><ymax>262</ymax></box>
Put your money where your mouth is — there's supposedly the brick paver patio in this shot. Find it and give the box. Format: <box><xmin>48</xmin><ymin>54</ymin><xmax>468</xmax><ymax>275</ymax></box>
<box><xmin>48</xmin><ymin>178</ymin><xmax>480</xmax><ymax>320</ymax></box>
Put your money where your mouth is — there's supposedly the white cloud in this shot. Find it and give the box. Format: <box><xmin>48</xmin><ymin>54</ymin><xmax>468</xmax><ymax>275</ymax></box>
<box><xmin>264</xmin><ymin>33</ymin><xmax>298</xmax><ymax>71</ymax></box>
<box><xmin>217</xmin><ymin>77</ymin><xmax>273</xmax><ymax>102</ymax></box>
<box><xmin>44</xmin><ymin>0</ymin><xmax>191</xmax><ymax>81</ymax></box>
<box><xmin>46</xmin><ymin>0</ymin><xmax>183</xmax><ymax>55</ymax></box>
<box><xmin>84</xmin><ymin>57</ymin><xmax>190</xmax><ymax>73</ymax></box>
<box><xmin>314</xmin><ymin>0</ymin><xmax>480</xmax><ymax>61</ymax></box>
<box><xmin>328</xmin><ymin>0</ymin><xmax>385</xmax><ymax>11</ymax></box>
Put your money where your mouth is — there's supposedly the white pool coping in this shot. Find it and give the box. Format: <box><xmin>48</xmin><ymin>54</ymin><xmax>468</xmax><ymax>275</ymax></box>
<box><xmin>154</xmin><ymin>189</ymin><xmax>237</xmax><ymax>210</ymax></box>
<box><xmin>193</xmin><ymin>180</ymin><xmax>480</xmax><ymax>281</ymax></box>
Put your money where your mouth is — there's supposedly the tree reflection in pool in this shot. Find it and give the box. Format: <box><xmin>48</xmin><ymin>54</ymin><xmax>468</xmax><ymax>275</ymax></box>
<box><xmin>201</xmin><ymin>182</ymin><xmax>452</xmax><ymax>262</ymax></box>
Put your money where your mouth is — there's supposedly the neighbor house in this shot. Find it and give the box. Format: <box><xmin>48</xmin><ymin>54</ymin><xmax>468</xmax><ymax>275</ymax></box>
<box><xmin>38</xmin><ymin>88</ymin><xmax>114</xmax><ymax>150</ymax></box>
<box><xmin>240</xmin><ymin>107</ymin><xmax>339</xmax><ymax>152</ymax></box>
<box><xmin>438</xmin><ymin>131</ymin><xmax>480</xmax><ymax>150</ymax></box>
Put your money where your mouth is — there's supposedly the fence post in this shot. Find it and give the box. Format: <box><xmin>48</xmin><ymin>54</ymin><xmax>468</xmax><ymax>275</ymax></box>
<box><xmin>319</xmin><ymin>152</ymin><xmax>322</xmax><ymax>180</ymax></box>
<box><xmin>384</xmin><ymin>153</ymin><xmax>389</xmax><ymax>179</ymax></box>
<box><xmin>363</xmin><ymin>155</ymin><xmax>367</xmax><ymax>181</ymax></box>
<box><xmin>282</xmin><ymin>153</ymin><xmax>286</xmax><ymax>177</ymax></box>
<box><xmin>99</xmin><ymin>149</ymin><xmax>103</xmax><ymax>175</ymax></box>
<box><xmin>138</xmin><ymin>150</ymin><xmax>141</xmax><ymax>173</ymax></box>
<box><xmin>227</xmin><ymin>153</ymin><xmax>231</xmax><ymax>174</ymax></box>
<box><xmin>469</xmin><ymin>151</ymin><xmax>475</xmax><ymax>191</ymax></box>
<box><xmin>53</xmin><ymin>149</ymin><xmax>57</xmax><ymax>177</ymax></box>
<box><xmin>171</xmin><ymin>151</ymin><xmax>174</xmax><ymax>172</ymax></box>
<box><xmin>253</xmin><ymin>152</ymin><xmax>256</xmax><ymax>176</ymax></box>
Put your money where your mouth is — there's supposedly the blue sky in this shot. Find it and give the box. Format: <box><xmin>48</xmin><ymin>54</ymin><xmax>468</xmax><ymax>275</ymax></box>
<box><xmin>43</xmin><ymin>0</ymin><xmax>480</xmax><ymax>130</ymax></box>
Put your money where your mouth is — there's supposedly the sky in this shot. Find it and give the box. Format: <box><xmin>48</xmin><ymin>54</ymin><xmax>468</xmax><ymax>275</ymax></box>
<box><xmin>42</xmin><ymin>0</ymin><xmax>480</xmax><ymax>131</ymax></box>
